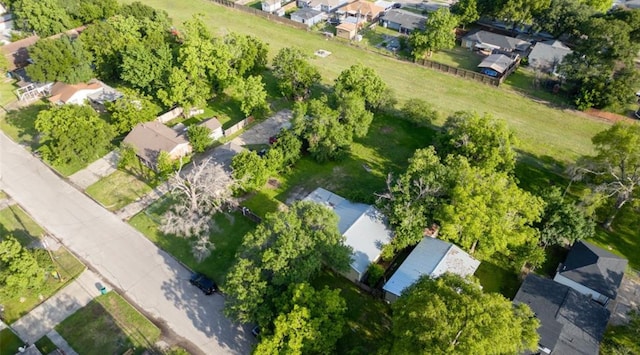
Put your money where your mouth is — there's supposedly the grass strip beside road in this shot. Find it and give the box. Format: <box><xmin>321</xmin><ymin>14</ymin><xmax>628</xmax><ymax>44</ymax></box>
<box><xmin>56</xmin><ymin>292</ymin><xmax>161</xmax><ymax>355</ymax></box>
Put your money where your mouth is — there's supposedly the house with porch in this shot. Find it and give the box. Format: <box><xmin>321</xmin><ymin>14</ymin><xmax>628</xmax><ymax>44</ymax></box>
<box><xmin>47</xmin><ymin>80</ymin><xmax>122</xmax><ymax>106</ymax></box>
<box><xmin>304</xmin><ymin>187</ymin><xmax>394</xmax><ymax>283</ymax></box>
<box><xmin>336</xmin><ymin>0</ymin><xmax>385</xmax><ymax>23</ymax></box>
<box><xmin>462</xmin><ymin>30</ymin><xmax>531</xmax><ymax>53</ymax></box>
<box><xmin>379</xmin><ymin>9</ymin><xmax>427</xmax><ymax>34</ymax></box>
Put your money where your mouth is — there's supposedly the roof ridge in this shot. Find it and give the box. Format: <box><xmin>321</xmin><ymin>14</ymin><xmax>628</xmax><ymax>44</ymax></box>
<box><xmin>430</xmin><ymin>243</ymin><xmax>454</xmax><ymax>275</ymax></box>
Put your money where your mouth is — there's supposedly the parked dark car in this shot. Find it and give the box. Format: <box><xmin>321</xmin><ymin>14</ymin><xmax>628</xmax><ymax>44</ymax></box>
<box><xmin>189</xmin><ymin>273</ymin><xmax>217</xmax><ymax>295</ymax></box>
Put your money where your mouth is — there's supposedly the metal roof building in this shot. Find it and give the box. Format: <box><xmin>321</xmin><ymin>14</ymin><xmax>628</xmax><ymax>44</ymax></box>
<box><xmin>383</xmin><ymin>237</ymin><xmax>480</xmax><ymax>302</ymax></box>
<box><xmin>304</xmin><ymin>187</ymin><xmax>393</xmax><ymax>282</ymax></box>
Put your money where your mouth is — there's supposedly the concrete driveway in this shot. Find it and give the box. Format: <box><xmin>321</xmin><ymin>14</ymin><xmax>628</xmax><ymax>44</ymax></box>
<box><xmin>68</xmin><ymin>151</ymin><xmax>119</xmax><ymax>189</ymax></box>
<box><xmin>0</xmin><ymin>132</ymin><xmax>252</xmax><ymax>354</ymax></box>
<box><xmin>609</xmin><ymin>271</ymin><xmax>640</xmax><ymax>326</ymax></box>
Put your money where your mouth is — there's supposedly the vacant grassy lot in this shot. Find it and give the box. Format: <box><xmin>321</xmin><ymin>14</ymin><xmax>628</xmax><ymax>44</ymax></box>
<box><xmin>86</xmin><ymin>170</ymin><xmax>153</xmax><ymax>211</ymax></box>
<box><xmin>0</xmin><ymin>204</ymin><xmax>85</xmax><ymax>322</ymax></box>
<box><xmin>126</xmin><ymin>0</ymin><xmax>608</xmax><ymax>163</ymax></box>
<box><xmin>129</xmin><ymin>198</ymin><xmax>256</xmax><ymax>284</ymax></box>
<box><xmin>56</xmin><ymin>292</ymin><xmax>161</xmax><ymax>355</ymax></box>
<box><xmin>312</xmin><ymin>270</ymin><xmax>392</xmax><ymax>354</ymax></box>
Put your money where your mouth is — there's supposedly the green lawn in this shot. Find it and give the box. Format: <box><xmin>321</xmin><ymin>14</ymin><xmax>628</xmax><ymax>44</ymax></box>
<box><xmin>173</xmin><ymin>93</ymin><xmax>248</xmax><ymax>128</ymax></box>
<box><xmin>0</xmin><ymin>204</ymin><xmax>85</xmax><ymax>322</ymax></box>
<box><xmin>0</xmin><ymin>79</ymin><xmax>18</xmax><ymax>107</ymax></box>
<box><xmin>86</xmin><ymin>170</ymin><xmax>153</xmax><ymax>211</ymax></box>
<box><xmin>35</xmin><ymin>335</ymin><xmax>58</xmax><ymax>354</ymax></box>
<box><xmin>56</xmin><ymin>292</ymin><xmax>161</xmax><ymax>355</ymax></box>
<box><xmin>430</xmin><ymin>47</ymin><xmax>484</xmax><ymax>71</ymax></box>
<box><xmin>312</xmin><ymin>270</ymin><xmax>392</xmax><ymax>354</ymax></box>
<box><xmin>474</xmin><ymin>261</ymin><xmax>521</xmax><ymax>299</ymax></box>
<box><xmin>0</xmin><ymin>328</ymin><xmax>23</xmax><ymax>355</ymax></box>
<box><xmin>129</xmin><ymin>198</ymin><xmax>257</xmax><ymax>284</ymax></box>
<box><xmin>502</xmin><ymin>68</ymin><xmax>572</xmax><ymax>107</ymax></box>
<box><xmin>125</xmin><ymin>0</ymin><xmax>609</xmax><ymax>164</ymax></box>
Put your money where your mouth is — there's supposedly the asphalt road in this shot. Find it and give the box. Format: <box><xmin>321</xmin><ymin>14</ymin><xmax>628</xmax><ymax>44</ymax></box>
<box><xmin>0</xmin><ymin>132</ymin><xmax>252</xmax><ymax>354</ymax></box>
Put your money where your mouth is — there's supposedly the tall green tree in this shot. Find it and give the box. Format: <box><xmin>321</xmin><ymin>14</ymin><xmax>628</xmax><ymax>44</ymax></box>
<box><xmin>334</xmin><ymin>64</ymin><xmax>387</xmax><ymax>110</ymax></box>
<box><xmin>437</xmin><ymin>111</ymin><xmax>517</xmax><ymax>173</ymax></box>
<box><xmin>231</xmin><ymin>150</ymin><xmax>271</xmax><ymax>192</ymax></box>
<box><xmin>106</xmin><ymin>88</ymin><xmax>160</xmax><ymax>134</ymax></box>
<box><xmin>187</xmin><ymin>124</ymin><xmax>213</xmax><ymax>153</ymax></box>
<box><xmin>157</xmin><ymin>67</ymin><xmax>207</xmax><ymax>110</ymax></box>
<box><xmin>117</xmin><ymin>1</ymin><xmax>171</xmax><ymax>29</ymax></box>
<box><xmin>436</xmin><ymin>157</ymin><xmax>543</xmax><ymax>258</ymax></box>
<box><xmin>534</xmin><ymin>0</ymin><xmax>594</xmax><ymax>37</ymax></box>
<box><xmin>534</xmin><ymin>187</ymin><xmax>595</xmax><ymax>247</ymax></box>
<box><xmin>497</xmin><ymin>0</ymin><xmax>551</xmax><ymax>26</ymax></box>
<box><xmin>225</xmin><ymin>33</ymin><xmax>269</xmax><ymax>77</ymax></box>
<box><xmin>27</xmin><ymin>36</ymin><xmax>93</xmax><ymax>84</ymax></box>
<box><xmin>272</xmin><ymin>47</ymin><xmax>321</xmax><ymax>101</ymax></box>
<box><xmin>451</xmin><ymin>0</ymin><xmax>479</xmax><ymax>28</ymax></box>
<box><xmin>399</xmin><ymin>98</ymin><xmax>439</xmax><ymax>127</ymax></box>
<box><xmin>391</xmin><ymin>274</ymin><xmax>539</xmax><ymax>355</ymax></box>
<box><xmin>376</xmin><ymin>147</ymin><xmax>448</xmax><ymax>256</ymax></box>
<box><xmin>13</xmin><ymin>0</ymin><xmax>76</xmax><ymax>36</ymax></box>
<box><xmin>0</xmin><ymin>236</ymin><xmax>45</xmax><ymax>298</ymax></box>
<box><xmin>120</xmin><ymin>43</ymin><xmax>173</xmax><ymax>93</ymax></box>
<box><xmin>35</xmin><ymin>105</ymin><xmax>114</xmax><ymax>165</ymax></box>
<box><xmin>224</xmin><ymin>201</ymin><xmax>352</xmax><ymax>324</ymax></box>
<box><xmin>570</xmin><ymin>123</ymin><xmax>640</xmax><ymax>230</ymax></box>
<box><xmin>233</xmin><ymin>75</ymin><xmax>269</xmax><ymax>117</ymax></box>
<box><xmin>408</xmin><ymin>8</ymin><xmax>458</xmax><ymax>59</ymax></box>
<box><xmin>254</xmin><ymin>283</ymin><xmax>347</xmax><ymax>355</ymax></box>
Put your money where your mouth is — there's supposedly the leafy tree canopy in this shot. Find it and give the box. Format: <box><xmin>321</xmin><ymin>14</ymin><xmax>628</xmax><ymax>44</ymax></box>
<box><xmin>334</xmin><ymin>64</ymin><xmax>387</xmax><ymax>110</ymax></box>
<box><xmin>224</xmin><ymin>201</ymin><xmax>352</xmax><ymax>323</ymax></box>
<box><xmin>106</xmin><ymin>88</ymin><xmax>160</xmax><ymax>134</ymax></box>
<box><xmin>13</xmin><ymin>0</ymin><xmax>75</xmax><ymax>36</ymax></box>
<box><xmin>27</xmin><ymin>35</ymin><xmax>93</xmax><ymax>84</ymax></box>
<box><xmin>272</xmin><ymin>47</ymin><xmax>321</xmax><ymax>101</ymax></box>
<box><xmin>0</xmin><ymin>236</ymin><xmax>45</xmax><ymax>298</ymax></box>
<box><xmin>120</xmin><ymin>43</ymin><xmax>173</xmax><ymax>93</ymax></box>
<box><xmin>187</xmin><ymin>124</ymin><xmax>213</xmax><ymax>153</ymax></box>
<box><xmin>451</xmin><ymin>0</ymin><xmax>479</xmax><ymax>28</ymax></box>
<box><xmin>391</xmin><ymin>273</ymin><xmax>539</xmax><ymax>355</ymax></box>
<box><xmin>408</xmin><ymin>7</ymin><xmax>458</xmax><ymax>59</ymax></box>
<box><xmin>231</xmin><ymin>150</ymin><xmax>271</xmax><ymax>192</ymax></box>
<box><xmin>233</xmin><ymin>75</ymin><xmax>269</xmax><ymax>117</ymax></box>
<box><xmin>254</xmin><ymin>283</ymin><xmax>347</xmax><ymax>355</ymax></box>
<box><xmin>224</xmin><ymin>33</ymin><xmax>269</xmax><ymax>77</ymax></box>
<box><xmin>534</xmin><ymin>187</ymin><xmax>595</xmax><ymax>247</ymax></box>
<box><xmin>35</xmin><ymin>104</ymin><xmax>114</xmax><ymax>165</ymax></box>
<box><xmin>437</xmin><ymin>111</ymin><xmax>517</xmax><ymax>173</ymax></box>
<box><xmin>534</xmin><ymin>0</ymin><xmax>594</xmax><ymax>36</ymax></box>
<box><xmin>399</xmin><ymin>98</ymin><xmax>439</xmax><ymax>127</ymax></box>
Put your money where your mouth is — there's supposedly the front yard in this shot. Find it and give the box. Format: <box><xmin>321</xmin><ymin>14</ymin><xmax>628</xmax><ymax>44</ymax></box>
<box><xmin>86</xmin><ymin>170</ymin><xmax>154</xmax><ymax>211</ymax></box>
<box><xmin>0</xmin><ymin>203</ymin><xmax>85</xmax><ymax>323</ymax></box>
<box><xmin>56</xmin><ymin>292</ymin><xmax>161</xmax><ymax>355</ymax></box>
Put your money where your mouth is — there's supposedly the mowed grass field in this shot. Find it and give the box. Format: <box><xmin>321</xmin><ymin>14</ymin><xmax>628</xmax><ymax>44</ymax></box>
<box><xmin>125</xmin><ymin>0</ymin><xmax>608</xmax><ymax>164</ymax></box>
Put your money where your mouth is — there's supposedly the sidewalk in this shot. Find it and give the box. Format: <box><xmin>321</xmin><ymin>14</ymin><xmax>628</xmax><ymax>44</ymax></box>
<box><xmin>68</xmin><ymin>151</ymin><xmax>119</xmax><ymax>190</ymax></box>
<box><xmin>10</xmin><ymin>269</ymin><xmax>104</xmax><ymax>344</ymax></box>
<box><xmin>47</xmin><ymin>330</ymin><xmax>79</xmax><ymax>355</ymax></box>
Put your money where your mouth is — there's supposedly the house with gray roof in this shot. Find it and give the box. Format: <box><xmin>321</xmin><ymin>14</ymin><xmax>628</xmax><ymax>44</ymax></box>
<box><xmin>554</xmin><ymin>241</ymin><xmax>627</xmax><ymax>305</ymax></box>
<box><xmin>528</xmin><ymin>40</ymin><xmax>572</xmax><ymax>73</ymax></box>
<box><xmin>477</xmin><ymin>53</ymin><xmax>515</xmax><ymax>77</ymax></box>
<box><xmin>379</xmin><ymin>9</ymin><xmax>427</xmax><ymax>34</ymax></box>
<box><xmin>304</xmin><ymin>187</ymin><xmax>394</xmax><ymax>283</ymax></box>
<box><xmin>291</xmin><ymin>8</ymin><xmax>324</xmax><ymax>27</ymax></box>
<box><xmin>462</xmin><ymin>30</ymin><xmax>531</xmax><ymax>52</ymax></box>
<box><xmin>123</xmin><ymin>121</ymin><xmax>192</xmax><ymax>169</ymax></box>
<box><xmin>382</xmin><ymin>237</ymin><xmax>480</xmax><ymax>302</ymax></box>
<box><xmin>514</xmin><ymin>274</ymin><xmax>610</xmax><ymax>355</ymax></box>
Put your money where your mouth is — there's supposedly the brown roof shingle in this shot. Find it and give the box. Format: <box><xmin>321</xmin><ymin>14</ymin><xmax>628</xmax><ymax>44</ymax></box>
<box><xmin>123</xmin><ymin>122</ymin><xmax>190</xmax><ymax>165</ymax></box>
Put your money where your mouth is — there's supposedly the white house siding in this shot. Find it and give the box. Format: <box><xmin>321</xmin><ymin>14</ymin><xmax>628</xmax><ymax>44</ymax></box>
<box><xmin>67</xmin><ymin>88</ymin><xmax>104</xmax><ymax>105</ymax></box>
<box><xmin>553</xmin><ymin>273</ymin><xmax>609</xmax><ymax>304</ymax></box>
<box><xmin>210</xmin><ymin>127</ymin><xmax>224</xmax><ymax>141</ymax></box>
<box><xmin>168</xmin><ymin>143</ymin><xmax>193</xmax><ymax>160</ymax></box>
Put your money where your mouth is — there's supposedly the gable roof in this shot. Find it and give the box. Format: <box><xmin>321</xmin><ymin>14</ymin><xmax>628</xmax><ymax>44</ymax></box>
<box><xmin>380</xmin><ymin>9</ymin><xmax>427</xmax><ymax>31</ymax></box>
<box><xmin>528</xmin><ymin>40</ymin><xmax>572</xmax><ymax>68</ymax></box>
<box><xmin>463</xmin><ymin>30</ymin><xmax>530</xmax><ymax>51</ymax></box>
<box><xmin>477</xmin><ymin>54</ymin><xmax>514</xmax><ymax>74</ymax></box>
<box><xmin>292</xmin><ymin>7</ymin><xmax>323</xmax><ymax>19</ymax></box>
<box><xmin>336</xmin><ymin>22</ymin><xmax>357</xmax><ymax>31</ymax></box>
<box><xmin>558</xmin><ymin>241</ymin><xmax>627</xmax><ymax>300</ymax></box>
<box><xmin>513</xmin><ymin>274</ymin><xmax>610</xmax><ymax>355</ymax></box>
<box><xmin>339</xmin><ymin>0</ymin><xmax>385</xmax><ymax>18</ymax></box>
<box><xmin>48</xmin><ymin>81</ymin><xmax>104</xmax><ymax>104</ymax></box>
<box><xmin>123</xmin><ymin>121</ymin><xmax>190</xmax><ymax>165</ymax></box>
<box><xmin>304</xmin><ymin>187</ymin><xmax>393</xmax><ymax>275</ymax></box>
<box><xmin>383</xmin><ymin>237</ymin><xmax>480</xmax><ymax>297</ymax></box>
<box><xmin>1</xmin><ymin>35</ymin><xmax>40</xmax><ymax>71</ymax></box>
<box><xmin>308</xmin><ymin>0</ymin><xmax>344</xmax><ymax>8</ymax></box>
<box><xmin>199</xmin><ymin>117</ymin><xmax>222</xmax><ymax>131</ymax></box>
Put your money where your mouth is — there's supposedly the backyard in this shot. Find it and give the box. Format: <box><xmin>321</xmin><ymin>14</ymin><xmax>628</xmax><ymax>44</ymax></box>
<box><xmin>0</xmin><ymin>203</ymin><xmax>85</xmax><ymax>323</ymax></box>
<box><xmin>56</xmin><ymin>292</ymin><xmax>161</xmax><ymax>355</ymax></box>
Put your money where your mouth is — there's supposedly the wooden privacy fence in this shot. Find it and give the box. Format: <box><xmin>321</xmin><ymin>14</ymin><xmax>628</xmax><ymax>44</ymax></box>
<box><xmin>415</xmin><ymin>58</ymin><xmax>501</xmax><ymax>86</ymax></box>
<box><xmin>208</xmin><ymin>0</ymin><xmax>309</xmax><ymax>30</ymax></box>
<box><xmin>223</xmin><ymin>116</ymin><xmax>255</xmax><ymax>137</ymax></box>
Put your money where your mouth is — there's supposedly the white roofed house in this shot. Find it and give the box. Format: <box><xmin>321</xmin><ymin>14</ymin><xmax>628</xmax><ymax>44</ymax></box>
<box><xmin>382</xmin><ymin>237</ymin><xmax>480</xmax><ymax>302</ymax></box>
<box><xmin>290</xmin><ymin>8</ymin><xmax>324</xmax><ymax>27</ymax></box>
<box><xmin>304</xmin><ymin>188</ymin><xmax>394</xmax><ymax>283</ymax></box>
<box><xmin>527</xmin><ymin>40</ymin><xmax>572</xmax><ymax>74</ymax></box>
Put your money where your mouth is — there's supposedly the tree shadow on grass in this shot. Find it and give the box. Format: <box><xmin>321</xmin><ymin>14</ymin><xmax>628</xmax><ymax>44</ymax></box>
<box><xmin>514</xmin><ymin>150</ymin><xmax>569</xmax><ymax>194</ymax></box>
<box><xmin>2</xmin><ymin>104</ymin><xmax>48</xmax><ymax>150</ymax></box>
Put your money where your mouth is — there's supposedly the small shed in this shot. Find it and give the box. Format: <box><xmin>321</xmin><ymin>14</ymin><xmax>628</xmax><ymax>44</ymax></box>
<box><xmin>336</xmin><ymin>22</ymin><xmax>357</xmax><ymax>40</ymax></box>
<box><xmin>477</xmin><ymin>54</ymin><xmax>515</xmax><ymax>77</ymax></box>
<box><xmin>291</xmin><ymin>8</ymin><xmax>324</xmax><ymax>27</ymax></box>
<box><xmin>199</xmin><ymin>117</ymin><xmax>224</xmax><ymax>141</ymax></box>
<box><xmin>383</xmin><ymin>237</ymin><xmax>480</xmax><ymax>302</ymax></box>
